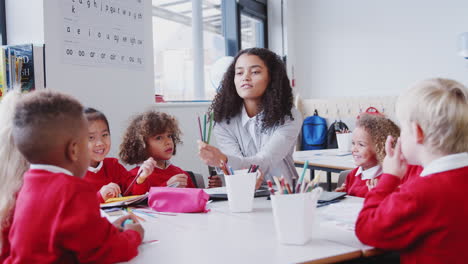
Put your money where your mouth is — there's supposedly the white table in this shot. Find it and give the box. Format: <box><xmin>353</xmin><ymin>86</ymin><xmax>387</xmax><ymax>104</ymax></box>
<box><xmin>294</xmin><ymin>149</ymin><xmax>356</xmax><ymax>191</ymax></box>
<box><xmin>119</xmin><ymin>196</ymin><xmax>372</xmax><ymax>264</ymax></box>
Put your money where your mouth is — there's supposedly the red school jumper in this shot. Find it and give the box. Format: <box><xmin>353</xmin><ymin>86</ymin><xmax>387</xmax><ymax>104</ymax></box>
<box><xmin>83</xmin><ymin>157</ymin><xmax>147</xmax><ymax>201</ymax></box>
<box><xmin>2</xmin><ymin>169</ymin><xmax>142</xmax><ymax>263</ymax></box>
<box><xmin>343</xmin><ymin>167</ymin><xmax>381</xmax><ymax>197</ymax></box>
<box><xmin>343</xmin><ymin>165</ymin><xmax>423</xmax><ymax>197</ymax></box>
<box><xmin>130</xmin><ymin>163</ymin><xmax>195</xmax><ymax>195</ymax></box>
<box><xmin>356</xmin><ymin>166</ymin><xmax>468</xmax><ymax>264</ymax></box>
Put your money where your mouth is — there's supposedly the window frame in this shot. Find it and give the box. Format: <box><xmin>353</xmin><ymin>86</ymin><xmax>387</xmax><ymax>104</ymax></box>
<box><xmin>237</xmin><ymin>0</ymin><xmax>268</xmax><ymax>50</ymax></box>
<box><xmin>0</xmin><ymin>0</ymin><xmax>6</xmax><ymax>45</ymax></box>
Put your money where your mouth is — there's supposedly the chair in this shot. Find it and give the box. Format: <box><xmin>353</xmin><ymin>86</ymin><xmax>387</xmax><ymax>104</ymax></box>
<box><xmin>337</xmin><ymin>169</ymin><xmax>351</xmax><ymax>189</ymax></box>
<box><xmin>186</xmin><ymin>171</ymin><xmax>206</xmax><ymax>189</ymax></box>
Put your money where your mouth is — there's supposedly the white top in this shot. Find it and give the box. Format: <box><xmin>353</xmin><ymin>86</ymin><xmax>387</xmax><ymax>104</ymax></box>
<box><xmin>355</xmin><ymin>165</ymin><xmax>382</xmax><ymax>180</ymax></box>
<box><xmin>241</xmin><ymin>105</ymin><xmax>259</xmax><ymax>148</ymax></box>
<box><xmin>88</xmin><ymin>161</ymin><xmax>103</xmax><ymax>173</ymax></box>
<box><xmin>214</xmin><ymin>107</ymin><xmax>302</xmax><ymax>183</ymax></box>
<box><xmin>30</xmin><ymin>164</ymin><xmax>74</xmax><ymax>176</ymax></box>
<box><xmin>420</xmin><ymin>152</ymin><xmax>468</xmax><ymax>176</ymax></box>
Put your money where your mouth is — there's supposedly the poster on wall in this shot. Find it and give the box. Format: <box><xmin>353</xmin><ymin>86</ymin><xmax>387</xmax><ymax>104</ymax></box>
<box><xmin>60</xmin><ymin>0</ymin><xmax>145</xmax><ymax>70</ymax></box>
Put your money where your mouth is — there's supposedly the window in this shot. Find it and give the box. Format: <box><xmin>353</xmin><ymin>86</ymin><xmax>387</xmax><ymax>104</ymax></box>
<box><xmin>239</xmin><ymin>0</ymin><xmax>267</xmax><ymax>50</ymax></box>
<box><xmin>0</xmin><ymin>0</ymin><xmax>6</xmax><ymax>45</ymax></box>
<box><xmin>152</xmin><ymin>0</ymin><xmax>267</xmax><ymax>101</ymax></box>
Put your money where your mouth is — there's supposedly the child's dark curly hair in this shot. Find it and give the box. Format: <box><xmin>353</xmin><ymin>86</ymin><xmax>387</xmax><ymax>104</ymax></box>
<box><xmin>210</xmin><ymin>48</ymin><xmax>294</xmax><ymax>131</ymax></box>
<box><xmin>119</xmin><ymin>110</ymin><xmax>182</xmax><ymax>165</ymax></box>
<box><xmin>356</xmin><ymin>113</ymin><xmax>400</xmax><ymax>163</ymax></box>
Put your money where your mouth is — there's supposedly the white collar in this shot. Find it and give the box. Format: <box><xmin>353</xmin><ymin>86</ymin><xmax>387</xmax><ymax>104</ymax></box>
<box><xmin>420</xmin><ymin>152</ymin><xmax>468</xmax><ymax>176</ymax></box>
<box><xmin>241</xmin><ymin>105</ymin><xmax>257</xmax><ymax>128</ymax></box>
<box><xmin>154</xmin><ymin>160</ymin><xmax>171</xmax><ymax>170</ymax></box>
<box><xmin>88</xmin><ymin>161</ymin><xmax>103</xmax><ymax>173</ymax></box>
<box><xmin>30</xmin><ymin>164</ymin><xmax>74</xmax><ymax>176</ymax></box>
<box><xmin>356</xmin><ymin>164</ymin><xmax>382</xmax><ymax>180</ymax></box>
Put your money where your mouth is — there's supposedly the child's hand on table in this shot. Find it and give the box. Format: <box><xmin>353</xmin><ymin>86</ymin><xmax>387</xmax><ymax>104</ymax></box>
<box><xmin>113</xmin><ymin>214</ymin><xmax>145</xmax><ymax>240</ymax></box>
<box><xmin>100</xmin><ymin>182</ymin><xmax>121</xmax><ymax>201</ymax></box>
<box><xmin>167</xmin><ymin>174</ymin><xmax>188</xmax><ymax>188</ymax></box>
<box><xmin>335</xmin><ymin>183</ymin><xmax>346</xmax><ymax>192</ymax></box>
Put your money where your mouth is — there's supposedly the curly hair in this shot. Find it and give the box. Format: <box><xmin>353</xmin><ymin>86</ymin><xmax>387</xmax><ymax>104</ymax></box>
<box><xmin>119</xmin><ymin>110</ymin><xmax>182</xmax><ymax>165</ymax></box>
<box><xmin>356</xmin><ymin>113</ymin><xmax>400</xmax><ymax>163</ymax></box>
<box><xmin>210</xmin><ymin>48</ymin><xmax>294</xmax><ymax>131</ymax></box>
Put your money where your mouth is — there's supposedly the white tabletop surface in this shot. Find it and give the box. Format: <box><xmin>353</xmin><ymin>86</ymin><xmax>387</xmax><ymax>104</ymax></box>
<box><xmin>116</xmin><ymin>196</ymin><xmax>371</xmax><ymax>264</ymax></box>
<box><xmin>294</xmin><ymin>149</ymin><xmax>355</xmax><ymax>170</ymax></box>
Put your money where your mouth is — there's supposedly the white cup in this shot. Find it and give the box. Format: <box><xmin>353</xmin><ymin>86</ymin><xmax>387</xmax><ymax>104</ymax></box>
<box><xmin>225</xmin><ymin>171</ymin><xmax>258</xmax><ymax>212</ymax></box>
<box><xmin>271</xmin><ymin>187</ymin><xmax>323</xmax><ymax>245</ymax></box>
<box><xmin>336</xmin><ymin>132</ymin><xmax>352</xmax><ymax>153</ymax></box>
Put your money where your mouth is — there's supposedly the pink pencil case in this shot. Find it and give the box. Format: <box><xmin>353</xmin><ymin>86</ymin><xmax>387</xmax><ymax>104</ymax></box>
<box><xmin>148</xmin><ymin>187</ymin><xmax>210</xmax><ymax>213</ymax></box>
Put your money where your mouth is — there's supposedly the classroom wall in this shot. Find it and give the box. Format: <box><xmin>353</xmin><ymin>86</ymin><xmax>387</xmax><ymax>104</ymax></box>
<box><xmin>43</xmin><ymin>0</ymin><xmax>155</xmax><ymax>163</ymax></box>
<box><xmin>5</xmin><ymin>0</ymin><xmax>44</xmax><ymax>44</ymax></box>
<box><xmin>286</xmin><ymin>0</ymin><xmax>468</xmax><ymax>99</ymax></box>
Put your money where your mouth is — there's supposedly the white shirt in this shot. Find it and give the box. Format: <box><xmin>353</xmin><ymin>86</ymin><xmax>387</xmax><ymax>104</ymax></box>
<box><xmin>30</xmin><ymin>164</ymin><xmax>74</xmax><ymax>176</ymax></box>
<box><xmin>420</xmin><ymin>152</ymin><xmax>468</xmax><ymax>176</ymax></box>
<box><xmin>241</xmin><ymin>105</ymin><xmax>259</xmax><ymax>148</ymax></box>
<box><xmin>88</xmin><ymin>161</ymin><xmax>103</xmax><ymax>173</ymax></box>
<box><xmin>214</xmin><ymin>107</ymin><xmax>302</xmax><ymax>183</ymax></box>
<box><xmin>355</xmin><ymin>164</ymin><xmax>382</xmax><ymax>180</ymax></box>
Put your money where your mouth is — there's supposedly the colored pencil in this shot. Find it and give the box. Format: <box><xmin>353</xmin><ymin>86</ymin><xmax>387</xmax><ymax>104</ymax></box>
<box><xmin>197</xmin><ymin>116</ymin><xmax>203</xmax><ymax>141</ymax></box>
<box><xmin>203</xmin><ymin>114</ymin><xmax>207</xmax><ymax>142</ymax></box>
<box><xmin>123</xmin><ymin>170</ymin><xmax>142</xmax><ymax>196</ymax></box>
<box><xmin>207</xmin><ymin>112</ymin><xmax>214</xmax><ymax>144</ymax></box>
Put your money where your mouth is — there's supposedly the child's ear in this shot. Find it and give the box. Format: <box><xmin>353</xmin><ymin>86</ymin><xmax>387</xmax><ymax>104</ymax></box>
<box><xmin>412</xmin><ymin>122</ymin><xmax>425</xmax><ymax>144</ymax></box>
<box><xmin>65</xmin><ymin>140</ymin><xmax>80</xmax><ymax>162</ymax></box>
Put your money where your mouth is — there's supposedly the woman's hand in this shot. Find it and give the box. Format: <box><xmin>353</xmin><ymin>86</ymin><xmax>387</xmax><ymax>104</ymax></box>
<box><xmin>167</xmin><ymin>174</ymin><xmax>188</xmax><ymax>188</ymax></box>
<box><xmin>136</xmin><ymin>157</ymin><xmax>158</xmax><ymax>184</ymax></box>
<box><xmin>198</xmin><ymin>140</ymin><xmax>227</xmax><ymax>167</ymax></box>
<box><xmin>255</xmin><ymin>169</ymin><xmax>264</xmax><ymax>190</ymax></box>
<box><xmin>208</xmin><ymin>175</ymin><xmax>222</xmax><ymax>188</ymax></box>
<box><xmin>382</xmin><ymin>136</ymin><xmax>407</xmax><ymax>179</ymax></box>
<box><xmin>99</xmin><ymin>182</ymin><xmax>121</xmax><ymax>201</ymax></box>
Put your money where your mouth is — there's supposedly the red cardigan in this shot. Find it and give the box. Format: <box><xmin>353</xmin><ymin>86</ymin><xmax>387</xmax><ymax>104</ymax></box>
<box><xmin>130</xmin><ymin>163</ymin><xmax>195</xmax><ymax>195</ymax></box>
<box><xmin>1</xmin><ymin>169</ymin><xmax>142</xmax><ymax>263</ymax></box>
<box><xmin>356</xmin><ymin>166</ymin><xmax>468</xmax><ymax>264</ymax></box>
<box><xmin>83</xmin><ymin>158</ymin><xmax>147</xmax><ymax>201</ymax></box>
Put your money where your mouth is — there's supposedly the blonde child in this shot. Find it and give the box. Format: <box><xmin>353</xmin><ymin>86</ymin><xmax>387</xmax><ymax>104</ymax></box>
<box><xmin>0</xmin><ymin>91</ymin><xmax>29</xmax><ymax>261</ymax></box>
<box><xmin>356</xmin><ymin>78</ymin><xmax>468</xmax><ymax>264</ymax></box>
<box><xmin>4</xmin><ymin>90</ymin><xmax>144</xmax><ymax>263</ymax></box>
<box><xmin>83</xmin><ymin>108</ymin><xmax>154</xmax><ymax>201</ymax></box>
<box><xmin>335</xmin><ymin>113</ymin><xmax>401</xmax><ymax>197</ymax></box>
<box><xmin>119</xmin><ymin>110</ymin><xmax>195</xmax><ymax>193</ymax></box>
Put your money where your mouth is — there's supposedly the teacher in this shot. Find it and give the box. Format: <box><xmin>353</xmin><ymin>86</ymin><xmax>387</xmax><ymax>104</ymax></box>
<box><xmin>198</xmin><ymin>48</ymin><xmax>302</xmax><ymax>186</ymax></box>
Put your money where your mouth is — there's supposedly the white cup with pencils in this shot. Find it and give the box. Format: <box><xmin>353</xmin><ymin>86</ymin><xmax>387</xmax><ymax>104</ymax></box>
<box><xmin>336</xmin><ymin>130</ymin><xmax>352</xmax><ymax>153</ymax></box>
<box><xmin>271</xmin><ymin>187</ymin><xmax>322</xmax><ymax>245</ymax></box>
<box><xmin>225</xmin><ymin>170</ymin><xmax>258</xmax><ymax>213</ymax></box>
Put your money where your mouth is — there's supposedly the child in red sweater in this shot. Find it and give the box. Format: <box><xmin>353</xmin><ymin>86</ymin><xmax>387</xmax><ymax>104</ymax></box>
<box><xmin>0</xmin><ymin>91</ymin><xmax>29</xmax><ymax>262</ymax></box>
<box><xmin>83</xmin><ymin>108</ymin><xmax>153</xmax><ymax>201</ymax></box>
<box><xmin>3</xmin><ymin>90</ymin><xmax>144</xmax><ymax>263</ymax></box>
<box><xmin>335</xmin><ymin>113</ymin><xmax>400</xmax><ymax>197</ymax></box>
<box><xmin>356</xmin><ymin>78</ymin><xmax>468</xmax><ymax>264</ymax></box>
<box><xmin>119</xmin><ymin>110</ymin><xmax>195</xmax><ymax>194</ymax></box>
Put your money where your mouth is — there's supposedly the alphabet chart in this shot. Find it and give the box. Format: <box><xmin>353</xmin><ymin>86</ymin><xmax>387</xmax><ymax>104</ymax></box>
<box><xmin>60</xmin><ymin>0</ymin><xmax>145</xmax><ymax>70</ymax></box>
